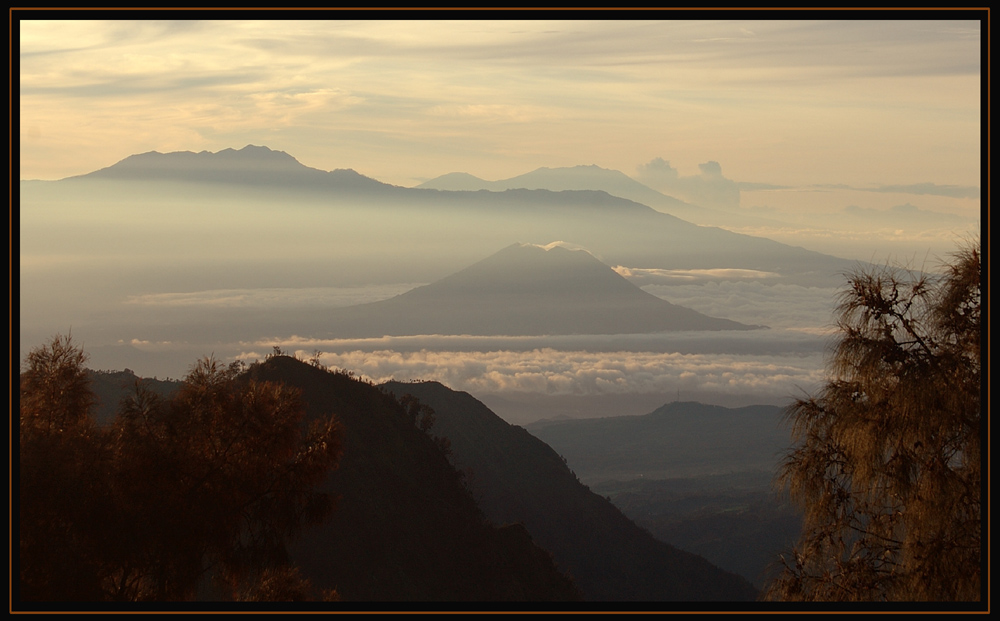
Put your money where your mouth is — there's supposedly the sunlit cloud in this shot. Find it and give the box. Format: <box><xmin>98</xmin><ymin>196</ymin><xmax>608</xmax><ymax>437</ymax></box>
<box><xmin>239</xmin><ymin>347</ymin><xmax>828</xmax><ymax>400</ymax></box>
<box><xmin>615</xmin><ymin>266</ymin><xmax>780</xmax><ymax>284</ymax></box>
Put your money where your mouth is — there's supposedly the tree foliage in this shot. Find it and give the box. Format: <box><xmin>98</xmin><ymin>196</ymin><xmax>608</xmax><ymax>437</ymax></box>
<box><xmin>18</xmin><ymin>337</ymin><xmax>342</xmax><ymax>602</ymax></box>
<box><xmin>764</xmin><ymin>242</ymin><xmax>982</xmax><ymax>602</ymax></box>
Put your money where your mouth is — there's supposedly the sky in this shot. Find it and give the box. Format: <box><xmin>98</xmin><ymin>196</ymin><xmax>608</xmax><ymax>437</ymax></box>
<box><xmin>16</xmin><ymin>13</ymin><xmax>985</xmax><ymax>418</ymax></box>
<box><xmin>19</xmin><ymin>16</ymin><xmax>982</xmax><ymax>190</ymax></box>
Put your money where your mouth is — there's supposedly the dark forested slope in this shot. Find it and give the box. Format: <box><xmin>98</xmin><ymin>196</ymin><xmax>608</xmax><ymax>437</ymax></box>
<box><xmin>382</xmin><ymin>380</ymin><xmax>759</xmax><ymax>602</ymax></box>
<box><xmin>246</xmin><ymin>357</ymin><xmax>580</xmax><ymax>602</ymax></box>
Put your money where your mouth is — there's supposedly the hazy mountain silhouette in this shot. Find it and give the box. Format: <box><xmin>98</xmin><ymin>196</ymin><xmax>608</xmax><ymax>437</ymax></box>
<box><xmin>591</xmin><ymin>473</ymin><xmax>802</xmax><ymax>591</ymax></box>
<box><xmin>526</xmin><ymin>401</ymin><xmax>788</xmax><ymax>484</ymax></box>
<box><xmin>417</xmin><ymin>164</ymin><xmax>783</xmax><ymax>228</ymax></box>
<box><xmin>322</xmin><ymin>243</ymin><xmax>761</xmax><ymax>338</ymax></box>
<box><xmin>74</xmin><ymin>144</ymin><xmax>395</xmax><ymax>194</ymax></box>
<box><xmin>85</xmin><ymin>369</ymin><xmax>179</xmax><ymax>426</ymax></box>
<box><xmin>524</xmin><ymin>400</ymin><xmax>800</xmax><ymax>588</ymax></box>
<box><xmin>381</xmin><ymin>380</ymin><xmax>759</xmax><ymax>602</ymax></box>
<box><xmin>27</xmin><ymin>145</ymin><xmax>863</xmax><ymax>286</ymax></box>
<box><xmin>418</xmin><ymin>164</ymin><xmax>693</xmax><ymax>212</ymax></box>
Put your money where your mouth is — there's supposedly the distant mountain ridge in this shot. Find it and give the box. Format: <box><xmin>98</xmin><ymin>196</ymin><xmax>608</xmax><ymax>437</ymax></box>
<box><xmin>527</xmin><ymin>401</ymin><xmax>789</xmax><ymax>483</ymax></box>
<box><xmin>417</xmin><ymin>164</ymin><xmax>775</xmax><ymax>227</ymax></box>
<box><xmin>25</xmin><ymin>144</ymin><xmax>864</xmax><ymax>286</ymax></box>
<box><xmin>74</xmin><ymin>144</ymin><xmax>393</xmax><ymax>192</ymax></box>
<box><xmin>418</xmin><ymin>164</ymin><xmax>693</xmax><ymax>212</ymax></box>
<box><xmin>321</xmin><ymin>242</ymin><xmax>761</xmax><ymax>338</ymax></box>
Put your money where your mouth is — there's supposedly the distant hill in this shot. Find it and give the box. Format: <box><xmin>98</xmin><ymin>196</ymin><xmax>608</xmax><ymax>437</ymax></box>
<box><xmin>524</xmin><ymin>400</ymin><xmax>799</xmax><ymax>589</ymax></box>
<box><xmin>417</xmin><ymin>164</ymin><xmax>779</xmax><ymax>228</ymax></box>
<box><xmin>73</xmin><ymin>144</ymin><xmax>394</xmax><ymax>194</ymax></box>
<box><xmin>591</xmin><ymin>474</ymin><xmax>802</xmax><ymax>592</ymax></box>
<box><xmin>526</xmin><ymin>401</ymin><xmax>789</xmax><ymax>484</ymax></box>
<box><xmin>418</xmin><ymin>164</ymin><xmax>694</xmax><ymax>213</ymax></box>
<box><xmin>244</xmin><ymin>356</ymin><xmax>581</xmax><ymax>602</ymax></box>
<box><xmin>381</xmin><ymin>380</ymin><xmax>759</xmax><ymax>602</ymax></box>
<box><xmin>85</xmin><ymin>369</ymin><xmax>180</xmax><ymax>426</ymax></box>
<box><xmin>322</xmin><ymin>243</ymin><xmax>761</xmax><ymax>338</ymax></box>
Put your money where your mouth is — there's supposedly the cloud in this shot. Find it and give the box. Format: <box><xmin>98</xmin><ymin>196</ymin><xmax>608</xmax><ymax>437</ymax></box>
<box><xmin>614</xmin><ymin>266</ymin><xmax>780</xmax><ymax>285</ymax></box>
<box><xmin>54</xmin><ymin>306</ymin><xmax>819</xmax><ymax>405</ymax></box>
<box><xmin>121</xmin><ymin>338</ymin><xmax>181</xmax><ymax>351</ymax></box>
<box><xmin>868</xmin><ymin>183</ymin><xmax>980</xmax><ymax>200</ymax></box>
<box><xmin>843</xmin><ymin>203</ymin><xmax>970</xmax><ymax>223</ymax></box>
<box><xmin>516</xmin><ymin>240</ymin><xmax>596</xmax><ymax>255</ymax></box>
<box><xmin>635</xmin><ymin>157</ymin><xmax>679</xmax><ymax>181</ymax></box>
<box><xmin>698</xmin><ymin>161</ymin><xmax>723</xmax><ymax>177</ymax></box>
<box><xmin>254</xmin><ymin>347</ymin><xmax>828</xmax><ymax>400</ymax></box>
<box><xmin>538</xmin><ymin>240</ymin><xmax>588</xmax><ymax>252</ymax></box>
<box><xmin>635</xmin><ymin>157</ymin><xmax>740</xmax><ymax>209</ymax></box>
<box><xmin>638</xmin><ymin>280</ymin><xmax>842</xmax><ymax>332</ymax></box>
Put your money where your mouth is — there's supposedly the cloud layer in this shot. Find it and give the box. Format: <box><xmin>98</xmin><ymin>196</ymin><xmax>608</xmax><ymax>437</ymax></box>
<box><xmin>249</xmin><ymin>346</ymin><xmax>827</xmax><ymax>402</ymax></box>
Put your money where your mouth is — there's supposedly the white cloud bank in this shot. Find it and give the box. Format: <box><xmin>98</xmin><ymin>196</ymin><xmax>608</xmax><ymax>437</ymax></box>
<box><xmin>252</xmin><ymin>347</ymin><xmax>828</xmax><ymax>401</ymax></box>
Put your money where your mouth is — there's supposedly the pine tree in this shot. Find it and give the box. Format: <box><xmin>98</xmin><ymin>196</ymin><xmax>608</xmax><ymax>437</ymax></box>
<box><xmin>764</xmin><ymin>241</ymin><xmax>981</xmax><ymax>602</ymax></box>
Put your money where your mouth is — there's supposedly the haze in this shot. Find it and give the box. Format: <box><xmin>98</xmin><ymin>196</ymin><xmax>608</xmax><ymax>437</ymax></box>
<box><xmin>17</xmin><ymin>15</ymin><xmax>982</xmax><ymax>422</ymax></box>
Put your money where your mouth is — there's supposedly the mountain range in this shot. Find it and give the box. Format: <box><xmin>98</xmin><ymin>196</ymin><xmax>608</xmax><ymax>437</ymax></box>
<box><xmin>417</xmin><ymin>165</ymin><xmax>697</xmax><ymax>215</ymax></box>
<box><xmin>416</xmin><ymin>164</ymin><xmax>778</xmax><ymax>229</ymax></box>
<box><xmin>23</xmin><ymin>145</ymin><xmax>863</xmax><ymax>287</ymax></box>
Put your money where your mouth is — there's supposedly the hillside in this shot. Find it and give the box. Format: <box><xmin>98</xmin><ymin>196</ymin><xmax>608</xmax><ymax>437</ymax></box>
<box><xmin>381</xmin><ymin>380</ymin><xmax>759</xmax><ymax>602</ymax></box>
<box><xmin>85</xmin><ymin>368</ymin><xmax>180</xmax><ymax>426</ymax></box>
<box><xmin>244</xmin><ymin>356</ymin><xmax>580</xmax><ymax>602</ymax></box>
<box><xmin>78</xmin><ymin>361</ymin><xmax>764</xmax><ymax>602</ymax></box>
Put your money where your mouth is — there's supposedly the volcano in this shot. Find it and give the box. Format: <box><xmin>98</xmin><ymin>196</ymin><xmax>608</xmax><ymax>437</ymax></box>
<box><xmin>325</xmin><ymin>243</ymin><xmax>761</xmax><ymax>337</ymax></box>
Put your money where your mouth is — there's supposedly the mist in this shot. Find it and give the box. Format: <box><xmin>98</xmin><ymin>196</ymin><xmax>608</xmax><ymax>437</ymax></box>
<box><xmin>18</xmin><ymin>148</ymin><xmax>979</xmax><ymax>424</ymax></box>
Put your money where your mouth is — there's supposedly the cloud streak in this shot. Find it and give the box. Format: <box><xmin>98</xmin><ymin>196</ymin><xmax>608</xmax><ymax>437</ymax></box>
<box><xmin>125</xmin><ymin>284</ymin><xmax>419</xmax><ymax>308</ymax></box>
<box><xmin>615</xmin><ymin>266</ymin><xmax>781</xmax><ymax>285</ymax></box>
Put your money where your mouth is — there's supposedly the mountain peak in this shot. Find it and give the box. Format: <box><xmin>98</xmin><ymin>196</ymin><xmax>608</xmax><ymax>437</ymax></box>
<box><xmin>323</xmin><ymin>242</ymin><xmax>760</xmax><ymax>338</ymax></box>
<box><xmin>214</xmin><ymin>144</ymin><xmax>300</xmax><ymax>163</ymax></box>
<box><xmin>71</xmin><ymin>145</ymin><xmax>394</xmax><ymax>193</ymax></box>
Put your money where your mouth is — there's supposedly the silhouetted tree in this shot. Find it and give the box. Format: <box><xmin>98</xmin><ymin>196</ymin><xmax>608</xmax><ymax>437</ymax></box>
<box><xmin>19</xmin><ymin>335</ymin><xmax>108</xmax><ymax>601</ymax></box>
<box><xmin>18</xmin><ymin>337</ymin><xmax>342</xmax><ymax>602</ymax></box>
<box><xmin>398</xmin><ymin>393</ymin><xmax>437</xmax><ymax>432</ymax></box>
<box><xmin>764</xmin><ymin>241</ymin><xmax>981</xmax><ymax>602</ymax></box>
